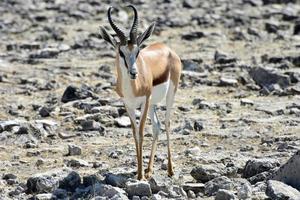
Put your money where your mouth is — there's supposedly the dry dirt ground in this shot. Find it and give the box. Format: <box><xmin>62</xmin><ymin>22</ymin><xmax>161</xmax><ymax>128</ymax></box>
<box><xmin>0</xmin><ymin>0</ymin><xmax>300</xmax><ymax>199</ymax></box>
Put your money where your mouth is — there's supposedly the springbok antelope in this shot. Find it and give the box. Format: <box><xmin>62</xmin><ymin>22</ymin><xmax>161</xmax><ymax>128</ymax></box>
<box><xmin>99</xmin><ymin>5</ymin><xmax>182</xmax><ymax>180</ymax></box>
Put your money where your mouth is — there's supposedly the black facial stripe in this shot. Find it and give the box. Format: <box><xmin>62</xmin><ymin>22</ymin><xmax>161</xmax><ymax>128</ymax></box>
<box><xmin>124</xmin><ymin>58</ymin><xmax>129</xmax><ymax>68</ymax></box>
<box><xmin>119</xmin><ymin>49</ymin><xmax>128</xmax><ymax>68</ymax></box>
<box><xmin>119</xmin><ymin>50</ymin><xmax>125</xmax><ymax>58</ymax></box>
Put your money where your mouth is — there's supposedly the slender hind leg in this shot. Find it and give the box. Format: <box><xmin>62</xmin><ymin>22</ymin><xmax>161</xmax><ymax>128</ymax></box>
<box><xmin>145</xmin><ymin>105</ymin><xmax>161</xmax><ymax>179</ymax></box>
<box><xmin>165</xmin><ymin>82</ymin><xmax>176</xmax><ymax>177</ymax></box>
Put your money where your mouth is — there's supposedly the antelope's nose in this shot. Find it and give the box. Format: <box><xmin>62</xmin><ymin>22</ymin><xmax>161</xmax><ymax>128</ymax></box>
<box><xmin>129</xmin><ymin>69</ymin><xmax>137</xmax><ymax>79</ymax></box>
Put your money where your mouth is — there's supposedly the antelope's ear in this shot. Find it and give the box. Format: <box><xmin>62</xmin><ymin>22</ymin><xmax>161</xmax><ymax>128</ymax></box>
<box><xmin>137</xmin><ymin>22</ymin><xmax>156</xmax><ymax>46</ymax></box>
<box><xmin>99</xmin><ymin>26</ymin><xmax>117</xmax><ymax>48</ymax></box>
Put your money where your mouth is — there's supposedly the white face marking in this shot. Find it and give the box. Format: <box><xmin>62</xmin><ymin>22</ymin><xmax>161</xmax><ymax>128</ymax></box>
<box><xmin>119</xmin><ymin>58</ymin><xmax>135</xmax><ymax>98</ymax></box>
<box><xmin>119</xmin><ymin>45</ymin><xmax>140</xmax><ymax>80</ymax></box>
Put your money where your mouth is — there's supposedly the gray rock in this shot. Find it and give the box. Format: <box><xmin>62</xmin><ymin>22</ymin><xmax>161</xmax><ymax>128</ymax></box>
<box><xmin>75</xmin><ymin>113</ymin><xmax>102</xmax><ymax>124</ymax></box>
<box><xmin>271</xmin><ymin>150</ymin><xmax>300</xmax><ymax>190</ymax></box>
<box><xmin>191</xmin><ymin>165</ymin><xmax>223</xmax><ymax>183</ymax></box>
<box><xmin>151</xmin><ymin>194</ymin><xmax>162</xmax><ymax>200</ymax></box>
<box><xmin>91</xmin><ymin>197</ymin><xmax>107</xmax><ymax>200</ymax></box>
<box><xmin>247</xmin><ymin>27</ymin><xmax>262</xmax><ymax>37</ymax></box>
<box><xmin>0</xmin><ymin>120</ymin><xmax>23</xmax><ymax>132</ymax></box>
<box><xmin>185</xmin><ymin>146</ymin><xmax>201</xmax><ymax>157</ymax></box>
<box><xmin>89</xmin><ymin>106</ymin><xmax>119</xmax><ymax>117</ymax></box>
<box><xmin>219</xmin><ymin>77</ymin><xmax>238</xmax><ymax>87</ymax></box>
<box><xmin>26</xmin><ymin>150</ymin><xmax>41</xmax><ymax>157</ymax></box>
<box><xmin>265</xmin><ymin>21</ymin><xmax>279</xmax><ymax>33</ymax></box>
<box><xmin>148</xmin><ymin>177</ymin><xmax>168</xmax><ymax>194</ymax></box>
<box><xmin>126</xmin><ymin>180</ymin><xmax>152</xmax><ymax>197</ymax></box>
<box><xmin>252</xmin><ymin>181</ymin><xmax>267</xmax><ymax>194</ymax></box>
<box><xmin>182</xmin><ymin>32</ymin><xmax>205</xmax><ymax>41</ymax></box>
<box><xmin>178</xmin><ymin>105</ymin><xmax>191</xmax><ymax>112</ymax></box>
<box><xmin>242</xmin><ymin>158</ymin><xmax>279</xmax><ymax>178</ymax></box>
<box><xmin>36</xmin><ymin>158</ymin><xmax>45</xmax><ymax>167</ymax></box>
<box><xmin>34</xmin><ymin>193</ymin><xmax>54</xmax><ymax>200</ymax></box>
<box><xmin>104</xmin><ymin>173</ymin><xmax>131</xmax><ymax>188</ymax></box>
<box><xmin>8</xmin><ymin>185</ymin><xmax>26</xmax><ymax>196</ymax></box>
<box><xmin>114</xmin><ymin>116</ymin><xmax>131</xmax><ymax>128</ymax></box>
<box><xmin>14</xmin><ymin>126</ymin><xmax>29</xmax><ymax>135</ymax></box>
<box><xmin>187</xmin><ymin>190</ymin><xmax>196</xmax><ymax>198</ymax></box>
<box><xmin>72</xmin><ymin>99</ymin><xmax>101</xmax><ymax>111</ymax></box>
<box><xmin>27</xmin><ymin>168</ymin><xmax>80</xmax><ymax>194</ymax></box>
<box><xmin>80</xmin><ymin>120</ymin><xmax>104</xmax><ymax>132</ymax></box>
<box><xmin>237</xmin><ymin>180</ymin><xmax>252</xmax><ymax>199</ymax></box>
<box><xmin>266</xmin><ymin>180</ymin><xmax>300</xmax><ymax>200</ymax></box>
<box><xmin>29</xmin><ymin>48</ymin><xmax>60</xmax><ymax>59</ymax></box>
<box><xmin>61</xmin><ymin>85</ymin><xmax>95</xmax><ymax>103</ymax></box>
<box><xmin>88</xmin><ymin>183</ymin><xmax>128</xmax><ymax>199</ymax></box>
<box><xmin>5</xmin><ymin>178</ymin><xmax>18</xmax><ymax>185</ymax></box>
<box><xmin>255</xmin><ymin>104</ymin><xmax>285</xmax><ymax>115</ymax></box>
<box><xmin>52</xmin><ymin>188</ymin><xmax>68</xmax><ymax>199</ymax></box>
<box><xmin>240</xmin><ymin>99</ymin><xmax>254</xmax><ymax>106</ymax></box>
<box><xmin>39</xmin><ymin>106</ymin><xmax>52</xmax><ymax>117</ymax></box>
<box><xmin>57</xmin><ymin>171</ymin><xmax>81</xmax><ymax>192</ymax></box>
<box><xmin>67</xmin><ymin>144</ymin><xmax>82</xmax><ymax>156</ymax></box>
<box><xmin>196</xmin><ymin>101</ymin><xmax>217</xmax><ymax>110</ymax></box>
<box><xmin>214</xmin><ymin>51</ymin><xmax>237</xmax><ymax>64</ymax></box>
<box><xmin>215</xmin><ymin>189</ymin><xmax>236</xmax><ymax>200</ymax></box>
<box><xmin>181</xmin><ymin>119</ymin><xmax>194</xmax><ymax>131</ymax></box>
<box><xmin>193</xmin><ymin>119</ymin><xmax>204</xmax><ymax>131</ymax></box>
<box><xmin>182</xmin><ymin>183</ymin><xmax>205</xmax><ymax>194</ymax></box>
<box><xmin>249</xmin><ymin>67</ymin><xmax>291</xmax><ymax>89</ymax></box>
<box><xmin>3</xmin><ymin>173</ymin><xmax>17</xmax><ymax>180</ymax></box>
<box><xmin>27</xmin><ymin>172</ymin><xmax>60</xmax><ymax>194</ymax></box>
<box><xmin>170</xmin><ymin>186</ymin><xmax>188</xmax><ymax>198</ymax></box>
<box><xmin>204</xmin><ymin>176</ymin><xmax>234</xmax><ymax>196</ymax></box>
<box><xmin>248</xmin><ymin>171</ymin><xmax>272</xmax><ymax>184</ymax></box>
<box><xmin>181</xmin><ymin>59</ymin><xmax>204</xmax><ymax>72</ymax></box>
<box><xmin>83</xmin><ymin>174</ymin><xmax>102</xmax><ymax>187</ymax></box>
<box><xmin>65</xmin><ymin>158</ymin><xmax>91</xmax><ymax>168</ymax></box>
<box><xmin>32</xmin><ymin>120</ymin><xmax>58</xmax><ymax>138</ymax></box>
<box><xmin>132</xmin><ymin>196</ymin><xmax>140</xmax><ymax>200</ymax></box>
<box><xmin>182</xmin><ymin>0</ymin><xmax>200</xmax><ymax>8</ymax></box>
<box><xmin>58</xmin><ymin>132</ymin><xmax>76</xmax><ymax>139</ymax></box>
<box><xmin>294</xmin><ymin>21</ymin><xmax>300</xmax><ymax>35</ymax></box>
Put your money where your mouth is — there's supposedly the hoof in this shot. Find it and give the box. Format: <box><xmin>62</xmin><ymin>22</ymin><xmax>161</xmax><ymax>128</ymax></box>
<box><xmin>145</xmin><ymin>168</ymin><xmax>153</xmax><ymax>179</ymax></box>
<box><xmin>168</xmin><ymin>171</ymin><xmax>174</xmax><ymax>177</ymax></box>
<box><xmin>137</xmin><ymin>175</ymin><xmax>146</xmax><ymax>181</ymax></box>
<box><xmin>168</xmin><ymin>166</ymin><xmax>174</xmax><ymax>177</ymax></box>
<box><xmin>145</xmin><ymin>172</ymin><xmax>152</xmax><ymax>179</ymax></box>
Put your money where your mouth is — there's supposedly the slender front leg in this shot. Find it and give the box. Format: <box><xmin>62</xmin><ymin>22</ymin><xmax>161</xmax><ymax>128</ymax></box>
<box><xmin>145</xmin><ymin>105</ymin><xmax>160</xmax><ymax>179</ymax></box>
<box><xmin>137</xmin><ymin>96</ymin><xmax>150</xmax><ymax>180</ymax></box>
<box><xmin>124</xmin><ymin>106</ymin><xmax>141</xmax><ymax>178</ymax></box>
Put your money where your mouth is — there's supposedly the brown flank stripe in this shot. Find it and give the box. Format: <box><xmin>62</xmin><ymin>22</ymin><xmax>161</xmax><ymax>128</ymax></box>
<box><xmin>153</xmin><ymin>64</ymin><xmax>170</xmax><ymax>86</ymax></box>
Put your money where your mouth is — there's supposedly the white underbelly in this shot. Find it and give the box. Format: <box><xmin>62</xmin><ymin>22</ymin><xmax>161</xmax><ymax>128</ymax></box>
<box><xmin>122</xmin><ymin>96</ymin><xmax>146</xmax><ymax>109</ymax></box>
<box><xmin>151</xmin><ymin>80</ymin><xmax>170</xmax><ymax>105</ymax></box>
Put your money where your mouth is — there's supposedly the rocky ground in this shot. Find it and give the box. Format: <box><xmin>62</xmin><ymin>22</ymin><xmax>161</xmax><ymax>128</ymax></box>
<box><xmin>0</xmin><ymin>0</ymin><xmax>300</xmax><ymax>199</ymax></box>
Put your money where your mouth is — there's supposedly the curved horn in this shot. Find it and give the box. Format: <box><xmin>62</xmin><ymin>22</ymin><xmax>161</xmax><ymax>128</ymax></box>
<box><xmin>127</xmin><ymin>5</ymin><xmax>138</xmax><ymax>44</ymax></box>
<box><xmin>108</xmin><ymin>6</ymin><xmax>127</xmax><ymax>45</ymax></box>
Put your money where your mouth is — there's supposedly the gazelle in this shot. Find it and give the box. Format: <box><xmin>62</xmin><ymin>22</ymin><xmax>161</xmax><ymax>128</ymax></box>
<box><xmin>99</xmin><ymin>5</ymin><xmax>182</xmax><ymax>180</ymax></box>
